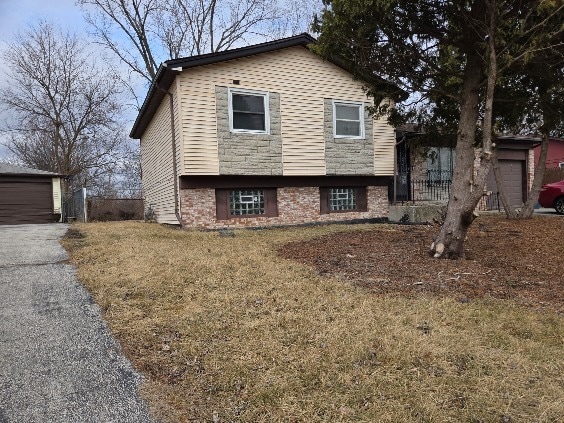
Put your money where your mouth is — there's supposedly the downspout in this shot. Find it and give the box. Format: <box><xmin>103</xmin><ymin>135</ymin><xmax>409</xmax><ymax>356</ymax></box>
<box><xmin>156</xmin><ymin>67</ymin><xmax>183</xmax><ymax>227</ymax></box>
<box><xmin>394</xmin><ymin>133</ymin><xmax>407</xmax><ymax>204</ymax></box>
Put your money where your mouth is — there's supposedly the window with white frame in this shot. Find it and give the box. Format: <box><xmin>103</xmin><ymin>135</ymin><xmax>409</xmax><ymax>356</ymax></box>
<box><xmin>229</xmin><ymin>88</ymin><xmax>270</xmax><ymax>133</ymax></box>
<box><xmin>229</xmin><ymin>189</ymin><xmax>265</xmax><ymax>215</ymax></box>
<box><xmin>333</xmin><ymin>101</ymin><xmax>364</xmax><ymax>139</ymax></box>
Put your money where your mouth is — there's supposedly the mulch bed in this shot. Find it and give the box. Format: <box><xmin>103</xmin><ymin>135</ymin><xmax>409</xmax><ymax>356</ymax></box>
<box><xmin>278</xmin><ymin>215</ymin><xmax>564</xmax><ymax>313</ymax></box>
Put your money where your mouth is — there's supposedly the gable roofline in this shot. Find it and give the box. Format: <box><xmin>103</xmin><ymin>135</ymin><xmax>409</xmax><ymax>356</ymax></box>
<box><xmin>130</xmin><ymin>33</ymin><xmax>316</xmax><ymax>139</ymax></box>
<box><xmin>130</xmin><ymin>33</ymin><xmax>405</xmax><ymax>139</ymax></box>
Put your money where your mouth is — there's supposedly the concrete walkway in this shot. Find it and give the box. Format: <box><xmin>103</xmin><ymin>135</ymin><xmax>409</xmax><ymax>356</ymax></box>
<box><xmin>0</xmin><ymin>224</ymin><xmax>153</xmax><ymax>423</ymax></box>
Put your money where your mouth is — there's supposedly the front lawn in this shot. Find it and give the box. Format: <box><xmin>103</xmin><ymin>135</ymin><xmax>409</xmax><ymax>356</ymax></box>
<box><xmin>63</xmin><ymin>216</ymin><xmax>563</xmax><ymax>422</ymax></box>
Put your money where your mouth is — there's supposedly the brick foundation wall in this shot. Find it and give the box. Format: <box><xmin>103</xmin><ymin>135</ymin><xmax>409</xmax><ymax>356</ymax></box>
<box><xmin>180</xmin><ymin>186</ymin><xmax>389</xmax><ymax>229</ymax></box>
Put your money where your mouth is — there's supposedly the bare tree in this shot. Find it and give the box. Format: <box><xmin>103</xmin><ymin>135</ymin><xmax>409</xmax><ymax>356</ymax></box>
<box><xmin>0</xmin><ymin>21</ymin><xmax>127</xmax><ymax>191</ymax></box>
<box><xmin>78</xmin><ymin>0</ymin><xmax>322</xmax><ymax>84</ymax></box>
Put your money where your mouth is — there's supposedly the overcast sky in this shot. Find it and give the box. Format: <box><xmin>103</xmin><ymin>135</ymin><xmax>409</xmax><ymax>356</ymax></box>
<box><xmin>0</xmin><ymin>0</ymin><xmax>90</xmax><ymax>157</ymax></box>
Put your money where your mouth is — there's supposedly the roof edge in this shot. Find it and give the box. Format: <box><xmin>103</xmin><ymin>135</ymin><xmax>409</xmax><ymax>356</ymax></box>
<box><xmin>0</xmin><ymin>163</ymin><xmax>65</xmax><ymax>177</ymax></box>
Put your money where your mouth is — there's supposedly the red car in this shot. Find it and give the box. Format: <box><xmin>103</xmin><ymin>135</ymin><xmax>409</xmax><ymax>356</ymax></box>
<box><xmin>538</xmin><ymin>180</ymin><xmax>564</xmax><ymax>215</ymax></box>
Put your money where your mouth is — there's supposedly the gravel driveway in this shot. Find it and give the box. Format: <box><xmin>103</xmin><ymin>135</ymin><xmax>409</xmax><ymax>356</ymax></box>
<box><xmin>0</xmin><ymin>224</ymin><xmax>153</xmax><ymax>422</ymax></box>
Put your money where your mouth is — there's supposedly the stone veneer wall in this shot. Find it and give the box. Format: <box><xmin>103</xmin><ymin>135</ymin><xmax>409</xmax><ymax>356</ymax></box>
<box><xmin>324</xmin><ymin>99</ymin><xmax>374</xmax><ymax>175</ymax></box>
<box><xmin>180</xmin><ymin>186</ymin><xmax>389</xmax><ymax>229</ymax></box>
<box><xmin>215</xmin><ymin>86</ymin><xmax>283</xmax><ymax>175</ymax></box>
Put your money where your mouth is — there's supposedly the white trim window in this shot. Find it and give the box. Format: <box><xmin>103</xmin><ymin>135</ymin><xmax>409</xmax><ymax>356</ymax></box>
<box><xmin>228</xmin><ymin>88</ymin><xmax>270</xmax><ymax>134</ymax></box>
<box><xmin>333</xmin><ymin>101</ymin><xmax>365</xmax><ymax>139</ymax></box>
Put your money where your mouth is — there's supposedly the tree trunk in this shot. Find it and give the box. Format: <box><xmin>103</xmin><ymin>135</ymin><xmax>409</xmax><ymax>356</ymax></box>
<box><xmin>517</xmin><ymin>130</ymin><xmax>549</xmax><ymax>218</ymax></box>
<box><xmin>430</xmin><ymin>53</ymin><xmax>483</xmax><ymax>258</ymax></box>
<box><xmin>431</xmin><ymin>5</ymin><xmax>497</xmax><ymax>259</ymax></box>
<box><xmin>492</xmin><ymin>150</ymin><xmax>518</xmax><ymax>218</ymax></box>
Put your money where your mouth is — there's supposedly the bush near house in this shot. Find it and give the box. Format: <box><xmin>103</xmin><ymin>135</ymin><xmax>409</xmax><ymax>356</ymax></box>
<box><xmin>87</xmin><ymin>197</ymin><xmax>144</xmax><ymax>221</ymax></box>
<box><xmin>63</xmin><ymin>217</ymin><xmax>563</xmax><ymax>422</ymax></box>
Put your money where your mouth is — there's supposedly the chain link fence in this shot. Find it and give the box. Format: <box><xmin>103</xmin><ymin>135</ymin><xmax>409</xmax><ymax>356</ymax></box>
<box><xmin>63</xmin><ymin>188</ymin><xmax>144</xmax><ymax>222</ymax></box>
<box><xmin>63</xmin><ymin>188</ymin><xmax>87</xmax><ymax>222</ymax></box>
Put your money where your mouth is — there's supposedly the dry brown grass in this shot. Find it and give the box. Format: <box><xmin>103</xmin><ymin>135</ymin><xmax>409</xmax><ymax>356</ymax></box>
<box><xmin>63</xmin><ymin>221</ymin><xmax>563</xmax><ymax>422</ymax></box>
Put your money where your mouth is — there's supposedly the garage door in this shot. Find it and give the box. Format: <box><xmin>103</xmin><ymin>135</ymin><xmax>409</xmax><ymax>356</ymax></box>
<box><xmin>487</xmin><ymin>160</ymin><xmax>525</xmax><ymax>208</ymax></box>
<box><xmin>0</xmin><ymin>178</ymin><xmax>54</xmax><ymax>225</ymax></box>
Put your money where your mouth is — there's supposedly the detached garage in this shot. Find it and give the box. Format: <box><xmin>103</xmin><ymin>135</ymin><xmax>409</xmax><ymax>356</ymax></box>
<box><xmin>0</xmin><ymin>164</ymin><xmax>63</xmax><ymax>225</ymax></box>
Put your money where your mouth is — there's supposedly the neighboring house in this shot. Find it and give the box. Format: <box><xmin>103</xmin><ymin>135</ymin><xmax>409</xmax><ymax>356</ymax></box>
<box><xmin>130</xmin><ymin>34</ymin><xmax>398</xmax><ymax>228</ymax></box>
<box><xmin>533</xmin><ymin>137</ymin><xmax>564</xmax><ymax>169</ymax></box>
<box><xmin>0</xmin><ymin>163</ymin><xmax>63</xmax><ymax>225</ymax></box>
<box><xmin>392</xmin><ymin>131</ymin><xmax>536</xmax><ymax>210</ymax></box>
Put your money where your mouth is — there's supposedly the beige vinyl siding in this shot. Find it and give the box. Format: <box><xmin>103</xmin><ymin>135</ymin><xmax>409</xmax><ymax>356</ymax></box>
<box><xmin>140</xmin><ymin>84</ymin><xmax>179</xmax><ymax>224</ymax></box>
<box><xmin>372</xmin><ymin>118</ymin><xmax>396</xmax><ymax>175</ymax></box>
<box><xmin>176</xmin><ymin>46</ymin><xmax>394</xmax><ymax>176</ymax></box>
<box><xmin>177</xmin><ymin>72</ymin><xmax>220</xmax><ymax>175</ymax></box>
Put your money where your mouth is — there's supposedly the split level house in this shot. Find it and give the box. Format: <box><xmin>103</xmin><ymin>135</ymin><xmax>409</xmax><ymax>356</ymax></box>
<box><xmin>130</xmin><ymin>34</ymin><xmax>399</xmax><ymax>228</ymax></box>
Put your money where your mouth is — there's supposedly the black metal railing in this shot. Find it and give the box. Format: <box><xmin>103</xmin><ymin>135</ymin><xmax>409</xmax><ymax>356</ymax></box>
<box><xmin>390</xmin><ymin>174</ymin><xmax>503</xmax><ymax>211</ymax></box>
<box><xmin>480</xmin><ymin>192</ymin><xmax>501</xmax><ymax>211</ymax></box>
<box><xmin>425</xmin><ymin>169</ymin><xmax>454</xmax><ymax>183</ymax></box>
<box><xmin>392</xmin><ymin>178</ymin><xmax>452</xmax><ymax>204</ymax></box>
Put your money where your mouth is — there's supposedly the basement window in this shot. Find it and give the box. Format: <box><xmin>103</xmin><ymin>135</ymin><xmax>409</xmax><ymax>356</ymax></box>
<box><xmin>216</xmin><ymin>188</ymin><xmax>278</xmax><ymax>219</ymax></box>
<box><xmin>320</xmin><ymin>187</ymin><xmax>368</xmax><ymax>214</ymax></box>
<box><xmin>329</xmin><ymin>188</ymin><xmax>356</xmax><ymax>211</ymax></box>
<box><xmin>230</xmin><ymin>189</ymin><xmax>264</xmax><ymax>215</ymax></box>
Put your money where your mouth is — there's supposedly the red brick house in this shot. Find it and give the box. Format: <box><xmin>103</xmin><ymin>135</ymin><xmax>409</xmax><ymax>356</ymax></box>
<box><xmin>131</xmin><ymin>34</ymin><xmax>398</xmax><ymax>228</ymax></box>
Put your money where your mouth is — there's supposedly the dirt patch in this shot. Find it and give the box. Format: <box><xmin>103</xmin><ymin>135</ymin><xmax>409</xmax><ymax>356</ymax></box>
<box><xmin>279</xmin><ymin>215</ymin><xmax>563</xmax><ymax>313</ymax></box>
<box><xmin>64</xmin><ymin>227</ymin><xmax>86</xmax><ymax>239</ymax></box>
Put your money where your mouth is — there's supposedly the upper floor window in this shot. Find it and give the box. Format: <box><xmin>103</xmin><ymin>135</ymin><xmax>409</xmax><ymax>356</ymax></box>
<box><xmin>333</xmin><ymin>101</ymin><xmax>365</xmax><ymax>139</ymax></box>
<box><xmin>229</xmin><ymin>88</ymin><xmax>270</xmax><ymax>134</ymax></box>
